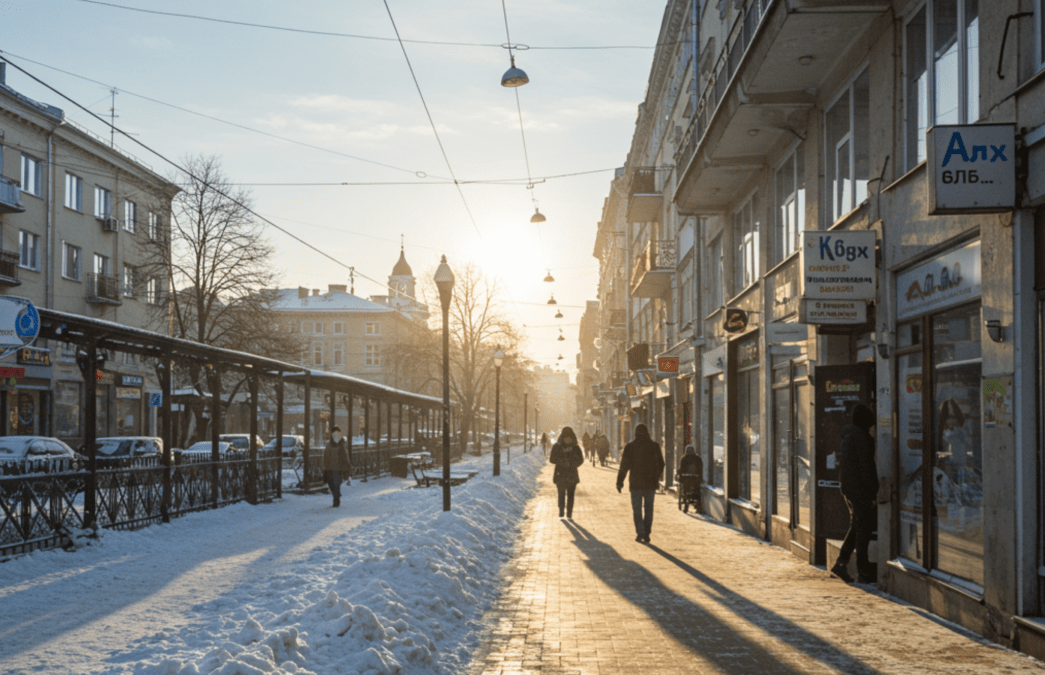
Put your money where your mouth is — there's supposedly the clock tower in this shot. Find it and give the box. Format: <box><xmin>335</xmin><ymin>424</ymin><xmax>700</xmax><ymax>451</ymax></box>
<box><xmin>389</xmin><ymin>244</ymin><xmax>415</xmax><ymax>302</ymax></box>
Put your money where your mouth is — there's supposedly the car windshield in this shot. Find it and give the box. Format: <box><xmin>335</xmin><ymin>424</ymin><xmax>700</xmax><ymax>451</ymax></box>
<box><xmin>0</xmin><ymin>440</ymin><xmax>29</xmax><ymax>456</ymax></box>
<box><xmin>97</xmin><ymin>441</ymin><xmax>132</xmax><ymax>456</ymax></box>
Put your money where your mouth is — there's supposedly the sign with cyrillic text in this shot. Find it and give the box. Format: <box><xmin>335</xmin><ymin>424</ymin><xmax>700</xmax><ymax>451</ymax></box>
<box><xmin>928</xmin><ymin>124</ymin><xmax>1016</xmax><ymax>214</ymax></box>
<box><xmin>896</xmin><ymin>240</ymin><xmax>981</xmax><ymax>321</ymax></box>
<box><xmin>801</xmin><ymin>299</ymin><xmax>867</xmax><ymax>325</ymax></box>
<box><xmin>801</xmin><ymin>230</ymin><xmax>876</xmax><ymax>300</ymax></box>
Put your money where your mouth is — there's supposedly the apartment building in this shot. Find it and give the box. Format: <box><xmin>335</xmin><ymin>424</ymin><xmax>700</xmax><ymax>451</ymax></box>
<box><xmin>593</xmin><ymin>0</ymin><xmax>1045</xmax><ymax>655</ymax></box>
<box><xmin>0</xmin><ymin>65</ymin><xmax>176</xmax><ymax>443</ymax></box>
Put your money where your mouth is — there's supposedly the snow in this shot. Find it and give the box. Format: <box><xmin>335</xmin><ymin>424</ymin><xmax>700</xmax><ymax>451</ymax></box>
<box><xmin>0</xmin><ymin>448</ymin><xmax>542</xmax><ymax>675</ymax></box>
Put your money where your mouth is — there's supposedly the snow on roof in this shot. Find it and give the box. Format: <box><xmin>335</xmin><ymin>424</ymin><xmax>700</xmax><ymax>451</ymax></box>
<box><xmin>270</xmin><ymin>288</ymin><xmax>394</xmax><ymax>313</ymax></box>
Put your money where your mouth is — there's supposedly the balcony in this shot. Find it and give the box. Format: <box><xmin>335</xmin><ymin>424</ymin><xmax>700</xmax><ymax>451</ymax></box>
<box><xmin>0</xmin><ymin>250</ymin><xmax>20</xmax><ymax>286</ymax></box>
<box><xmin>631</xmin><ymin>239</ymin><xmax>676</xmax><ymax>298</ymax></box>
<box><xmin>86</xmin><ymin>273</ymin><xmax>121</xmax><ymax>304</ymax></box>
<box><xmin>674</xmin><ymin>0</ymin><xmax>889</xmax><ymax>213</ymax></box>
<box><xmin>626</xmin><ymin>167</ymin><xmax>662</xmax><ymax>224</ymax></box>
<box><xmin>0</xmin><ymin>177</ymin><xmax>25</xmax><ymax>214</ymax></box>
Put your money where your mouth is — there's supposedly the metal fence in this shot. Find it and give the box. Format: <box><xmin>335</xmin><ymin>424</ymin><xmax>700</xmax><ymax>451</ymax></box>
<box><xmin>0</xmin><ymin>450</ymin><xmax>281</xmax><ymax>558</ymax></box>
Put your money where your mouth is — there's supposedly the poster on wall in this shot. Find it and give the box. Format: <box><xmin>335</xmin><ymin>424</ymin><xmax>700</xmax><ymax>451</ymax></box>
<box><xmin>896</xmin><ymin>240</ymin><xmax>981</xmax><ymax>321</ymax></box>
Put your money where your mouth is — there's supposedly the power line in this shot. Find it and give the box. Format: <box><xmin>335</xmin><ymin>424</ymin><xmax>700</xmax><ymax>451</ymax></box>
<box><xmin>0</xmin><ymin>58</ymin><xmax>416</xmax><ymax>304</ymax></box>
<box><xmin>381</xmin><ymin>0</ymin><xmax>483</xmax><ymax>244</ymax></box>
<box><xmin>75</xmin><ymin>0</ymin><xmax>662</xmax><ymax>50</ymax></box>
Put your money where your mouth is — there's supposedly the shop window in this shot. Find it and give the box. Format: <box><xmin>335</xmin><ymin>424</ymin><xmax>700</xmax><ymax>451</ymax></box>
<box><xmin>826</xmin><ymin>69</ymin><xmax>870</xmax><ymax>223</ymax></box>
<box><xmin>772</xmin><ymin>362</ymin><xmax>791</xmax><ymax>517</ymax></box>
<box><xmin>904</xmin><ymin>0</ymin><xmax>979</xmax><ymax>170</ymax></box>
<box><xmin>737</xmin><ymin>338</ymin><xmax>761</xmax><ymax>506</ymax></box>
<box><xmin>56</xmin><ymin>381</ymin><xmax>83</xmax><ymax>437</ymax></box>
<box><xmin>774</xmin><ymin>142</ymin><xmax>805</xmax><ymax>263</ymax></box>
<box><xmin>706</xmin><ymin>372</ymin><xmax>725</xmax><ymax>488</ymax></box>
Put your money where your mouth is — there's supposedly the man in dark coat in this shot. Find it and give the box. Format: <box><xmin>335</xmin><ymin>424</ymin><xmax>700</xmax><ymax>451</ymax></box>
<box><xmin>677</xmin><ymin>445</ymin><xmax>703</xmax><ymax>514</ymax></box>
<box><xmin>616</xmin><ymin>424</ymin><xmax>665</xmax><ymax>543</ymax></box>
<box><xmin>831</xmin><ymin>404</ymin><xmax>879</xmax><ymax>583</ymax></box>
<box><xmin>323</xmin><ymin>426</ymin><xmax>351</xmax><ymax>507</ymax></box>
<box><xmin>549</xmin><ymin>427</ymin><xmax>585</xmax><ymax>518</ymax></box>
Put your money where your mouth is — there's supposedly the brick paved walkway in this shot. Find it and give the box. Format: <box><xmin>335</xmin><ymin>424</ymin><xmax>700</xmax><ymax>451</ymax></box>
<box><xmin>469</xmin><ymin>459</ymin><xmax>1045</xmax><ymax>675</ymax></box>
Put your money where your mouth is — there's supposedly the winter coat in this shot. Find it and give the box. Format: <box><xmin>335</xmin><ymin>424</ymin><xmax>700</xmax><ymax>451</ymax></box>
<box><xmin>596</xmin><ymin>436</ymin><xmax>610</xmax><ymax>458</ymax></box>
<box><xmin>678</xmin><ymin>453</ymin><xmax>703</xmax><ymax>479</ymax></box>
<box><xmin>617</xmin><ymin>432</ymin><xmax>665</xmax><ymax>492</ymax></box>
<box><xmin>550</xmin><ymin>442</ymin><xmax>584</xmax><ymax>486</ymax></box>
<box><xmin>323</xmin><ymin>437</ymin><xmax>350</xmax><ymax>473</ymax></box>
<box><xmin>839</xmin><ymin>424</ymin><xmax>878</xmax><ymax>502</ymax></box>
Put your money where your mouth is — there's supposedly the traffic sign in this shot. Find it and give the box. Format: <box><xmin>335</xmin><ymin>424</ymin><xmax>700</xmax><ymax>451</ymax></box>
<box><xmin>0</xmin><ymin>296</ymin><xmax>39</xmax><ymax>361</ymax></box>
<box><xmin>149</xmin><ymin>393</ymin><xmax>163</xmax><ymax>407</ymax></box>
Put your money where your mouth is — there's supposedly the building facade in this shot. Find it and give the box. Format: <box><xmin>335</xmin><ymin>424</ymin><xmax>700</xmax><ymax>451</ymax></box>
<box><xmin>0</xmin><ymin>65</ymin><xmax>176</xmax><ymax>444</ymax></box>
<box><xmin>592</xmin><ymin>0</ymin><xmax>1045</xmax><ymax>656</ymax></box>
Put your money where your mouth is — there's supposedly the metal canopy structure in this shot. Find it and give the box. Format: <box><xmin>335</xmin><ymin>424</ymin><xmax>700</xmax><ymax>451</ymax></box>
<box><xmin>34</xmin><ymin>307</ymin><xmax>442</xmax><ymax>527</ymax></box>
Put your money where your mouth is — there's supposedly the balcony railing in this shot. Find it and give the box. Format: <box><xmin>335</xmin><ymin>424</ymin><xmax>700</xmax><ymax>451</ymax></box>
<box><xmin>631</xmin><ymin>239</ymin><xmax>677</xmax><ymax>297</ymax></box>
<box><xmin>628</xmin><ymin>168</ymin><xmax>657</xmax><ymax>199</ymax></box>
<box><xmin>608</xmin><ymin>309</ymin><xmax>626</xmax><ymax>327</ymax></box>
<box><xmin>0</xmin><ymin>250</ymin><xmax>20</xmax><ymax>286</ymax></box>
<box><xmin>86</xmin><ymin>273</ymin><xmax>121</xmax><ymax>304</ymax></box>
<box><xmin>0</xmin><ymin>177</ymin><xmax>25</xmax><ymax>214</ymax></box>
<box><xmin>675</xmin><ymin>0</ymin><xmax>771</xmax><ymax>173</ymax></box>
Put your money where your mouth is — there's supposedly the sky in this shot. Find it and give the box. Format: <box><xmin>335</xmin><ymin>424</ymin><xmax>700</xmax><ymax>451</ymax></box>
<box><xmin>0</xmin><ymin>0</ymin><xmax>666</xmax><ymax>380</ymax></box>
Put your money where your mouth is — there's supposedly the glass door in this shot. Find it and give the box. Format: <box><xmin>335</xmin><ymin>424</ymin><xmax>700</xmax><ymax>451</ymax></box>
<box><xmin>772</xmin><ymin>363</ymin><xmax>791</xmax><ymax>519</ymax></box>
<box><xmin>794</xmin><ymin>364</ymin><xmax>813</xmax><ymax>530</ymax></box>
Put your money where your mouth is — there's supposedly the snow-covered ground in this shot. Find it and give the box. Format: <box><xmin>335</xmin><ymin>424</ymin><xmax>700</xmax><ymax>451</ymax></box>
<box><xmin>0</xmin><ymin>448</ymin><xmax>542</xmax><ymax>675</ymax></box>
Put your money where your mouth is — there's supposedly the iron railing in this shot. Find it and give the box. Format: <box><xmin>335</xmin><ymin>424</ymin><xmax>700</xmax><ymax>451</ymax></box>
<box><xmin>0</xmin><ymin>176</ymin><xmax>25</xmax><ymax>213</ymax></box>
<box><xmin>631</xmin><ymin>239</ymin><xmax>678</xmax><ymax>289</ymax></box>
<box><xmin>0</xmin><ymin>250</ymin><xmax>20</xmax><ymax>284</ymax></box>
<box><xmin>86</xmin><ymin>273</ymin><xmax>120</xmax><ymax>303</ymax></box>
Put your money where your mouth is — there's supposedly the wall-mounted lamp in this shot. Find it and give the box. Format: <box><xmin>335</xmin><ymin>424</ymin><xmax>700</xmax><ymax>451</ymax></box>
<box><xmin>985</xmin><ymin>319</ymin><xmax>1004</xmax><ymax>342</ymax></box>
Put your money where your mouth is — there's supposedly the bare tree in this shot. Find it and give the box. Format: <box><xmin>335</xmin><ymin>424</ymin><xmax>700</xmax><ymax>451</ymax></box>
<box><xmin>137</xmin><ymin>155</ymin><xmax>302</xmax><ymax>444</ymax></box>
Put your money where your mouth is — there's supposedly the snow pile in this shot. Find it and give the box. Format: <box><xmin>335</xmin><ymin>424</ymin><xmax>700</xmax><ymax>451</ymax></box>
<box><xmin>118</xmin><ymin>451</ymin><xmax>542</xmax><ymax>675</ymax></box>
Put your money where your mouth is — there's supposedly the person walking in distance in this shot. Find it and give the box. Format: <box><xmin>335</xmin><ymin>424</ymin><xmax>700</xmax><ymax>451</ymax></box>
<box><xmin>323</xmin><ymin>426</ymin><xmax>350</xmax><ymax>507</ymax></box>
<box><xmin>549</xmin><ymin>426</ymin><xmax>585</xmax><ymax>519</ymax></box>
<box><xmin>540</xmin><ymin>432</ymin><xmax>550</xmax><ymax>457</ymax></box>
<box><xmin>616</xmin><ymin>424</ymin><xmax>665</xmax><ymax>543</ymax></box>
<box><xmin>831</xmin><ymin>404</ymin><xmax>880</xmax><ymax>583</ymax></box>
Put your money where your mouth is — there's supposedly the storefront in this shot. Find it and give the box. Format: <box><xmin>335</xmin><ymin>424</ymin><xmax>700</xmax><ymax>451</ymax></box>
<box><xmin>0</xmin><ymin>347</ymin><xmax>53</xmax><ymax>436</ymax></box>
<box><xmin>892</xmin><ymin>239</ymin><xmax>984</xmax><ymax>591</ymax></box>
<box><xmin>114</xmin><ymin>374</ymin><xmax>144</xmax><ymax>436</ymax></box>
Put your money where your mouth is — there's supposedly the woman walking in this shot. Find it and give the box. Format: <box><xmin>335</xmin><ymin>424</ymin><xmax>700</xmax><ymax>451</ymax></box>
<box><xmin>550</xmin><ymin>426</ymin><xmax>585</xmax><ymax>519</ymax></box>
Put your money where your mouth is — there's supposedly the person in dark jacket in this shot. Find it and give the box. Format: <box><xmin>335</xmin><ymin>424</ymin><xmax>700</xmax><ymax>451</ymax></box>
<box><xmin>616</xmin><ymin>424</ymin><xmax>665</xmax><ymax>543</ymax></box>
<box><xmin>582</xmin><ymin>431</ymin><xmax>593</xmax><ymax>461</ymax></box>
<box><xmin>596</xmin><ymin>433</ymin><xmax>610</xmax><ymax>467</ymax></box>
<box><xmin>323</xmin><ymin>426</ymin><xmax>351</xmax><ymax>507</ymax></box>
<box><xmin>550</xmin><ymin>426</ymin><xmax>585</xmax><ymax>518</ymax></box>
<box><xmin>831</xmin><ymin>404</ymin><xmax>880</xmax><ymax>583</ymax></box>
<box><xmin>677</xmin><ymin>445</ymin><xmax>703</xmax><ymax>514</ymax></box>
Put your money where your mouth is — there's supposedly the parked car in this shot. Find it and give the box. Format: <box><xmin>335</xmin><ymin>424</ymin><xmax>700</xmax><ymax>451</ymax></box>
<box><xmin>92</xmin><ymin>436</ymin><xmax>163</xmax><ymax>459</ymax></box>
<box><xmin>219</xmin><ymin>434</ymin><xmax>264</xmax><ymax>452</ymax></box>
<box><xmin>0</xmin><ymin>435</ymin><xmax>80</xmax><ymax>469</ymax></box>
<box><xmin>263</xmin><ymin>435</ymin><xmax>305</xmax><ymax>458</ymax></box>
<box><xmin>177</xmin><ymin>441</ymin><xmax>233</xmax><ymax>458</ymax></box>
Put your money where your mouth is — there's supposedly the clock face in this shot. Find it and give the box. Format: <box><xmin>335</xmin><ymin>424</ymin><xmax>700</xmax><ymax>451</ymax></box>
<box><xmin>396</xmin><ymin>281</ymin><xmax>407</xmax><ymax>293</ymax></box>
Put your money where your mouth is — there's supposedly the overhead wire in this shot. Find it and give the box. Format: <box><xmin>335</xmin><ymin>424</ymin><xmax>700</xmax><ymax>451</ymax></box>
<box><xmin>74</xmin><ymin>0</ymin><xmax>664</xmax><ymax>50</ymax></box>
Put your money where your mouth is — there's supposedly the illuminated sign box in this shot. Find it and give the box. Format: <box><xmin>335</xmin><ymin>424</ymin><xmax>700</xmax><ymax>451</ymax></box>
<box><xmin>927</xmin><ymin>124</ymin><xmax>1016</xmax><ymax>214</ymax></box>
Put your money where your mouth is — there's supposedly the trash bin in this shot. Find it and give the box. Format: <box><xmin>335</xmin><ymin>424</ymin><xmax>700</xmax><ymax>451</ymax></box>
<box><xmin>389</xmin><ymin>455</ymin><xmax>409</xmax><ymax>479</ymax></box>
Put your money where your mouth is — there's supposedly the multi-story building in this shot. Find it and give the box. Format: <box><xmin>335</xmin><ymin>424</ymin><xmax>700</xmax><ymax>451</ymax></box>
<box><xmin>532</xmin><ymin>365</ymin><xmax>577</xmax><ymax>438</ymax></box>
<box><xmin>575</xmin><ymin>300</ymin><xmax>601</xmax><ymax>435</ymax></box>
<box><xmin>593</xmin><ymin>0</ymin><xmax>1045</xmax><ymax>656</ymax></box>
<box><xmin>0</xmin><ymin>65</ymin><xmax>176</xmax><ymax>443</ymax></box>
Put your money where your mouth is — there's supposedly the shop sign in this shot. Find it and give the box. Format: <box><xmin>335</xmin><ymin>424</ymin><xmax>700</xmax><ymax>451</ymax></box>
<box><xmin>928</xmin><ymin>124</ymin><xmax>1016</xmax><ymax>214</ymax></box>
<box><xmin>16</xmin><ymin>347</ymin><xmax>50</xmax><ymax>366</ymax></box>
<box><xmin>116</xmin><ymin>374</ymin><xmax>144</xmax><ymax>387</ymax></box>
<box><xmin>801</xmin><ymin>230</ymin><xmax>876</xmax><ymax>300</ymax></box>
<box><xmin>0</xmin><ymin>296</ymin><xmax>39</xmax><ymax>359</ymax></box>
<box><xmin>896</xmin><ymin>240</ymin><xmax>981</xmax><ymax>321</ymax></box>
<box><xmin>657</xmin><ymin>356</ymin><xmax>679</xmax><ymax>373</ymax></box>
<box><xmin>766</xmin><ymin>322</ymin><xmax>810</xmax><ymax>344</ymax></box>
<box><xmin>801</xmin><ymin>299</ymin><xmax>867</xmax><ymax>324</ymax></box>
<box><xmin>723</xmin><ymin>308</ymin><xmax>749</xmax><ymax>333</ymax></box>
<box><xmin>0</xmin><ymin>366</ymin><xmax>25</xmax><ymax>378</ymax></box>
<box><xmin>117</xmin><ymin>387</ymin><xmax>142</xmax><ymax>400</ymax></box>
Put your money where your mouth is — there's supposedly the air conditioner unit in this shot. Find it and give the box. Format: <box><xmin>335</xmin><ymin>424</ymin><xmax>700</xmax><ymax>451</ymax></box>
<box><xmin>102</xmin><ymin>216</ymin><xmax>119</xmax><ymax>232</ymax></box>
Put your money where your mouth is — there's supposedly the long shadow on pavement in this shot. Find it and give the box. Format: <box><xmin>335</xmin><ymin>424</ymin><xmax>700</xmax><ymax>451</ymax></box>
<box><xmin>564</xmin><ymin>520</ymin><xmax>884</xmax><ymax>675</ymax></box>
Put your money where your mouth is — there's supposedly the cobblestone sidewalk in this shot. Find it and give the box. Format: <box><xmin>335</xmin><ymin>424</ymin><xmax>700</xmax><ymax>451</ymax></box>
<box><xmin>469</xmin><ymin>459</ymin><xmax>1045</xmax><ymax>675</ymax></box>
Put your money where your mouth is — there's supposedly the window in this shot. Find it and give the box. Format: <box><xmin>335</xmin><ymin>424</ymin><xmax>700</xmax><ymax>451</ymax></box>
<box><xmin>94</xmin><ymin>253</ymin><xmax>110</xmax><ymax>276</ymax></box>
<box><xmin>366</xmin><ymin>321</ymin><xmax>381</xmax><ymax>335</ymax></box>
<box><xmin>733</xmin><ymin>195</ymin><xmax>759</xmax><ymax>293</ymax></box>
<box><xmin>826</xmin><ymin>69</ymin><xmax>869</xmax><ymax>223</ymax></box>
<box><xmin>706</xmin><ymin>372</ymin><xmax>725</xmax><ymax>488</ymax></box>
<box><xmin>146</xmin><ymin>278</ymin><xmax>161</xmax><ymax>305</ymax></box>
<box><xmin>679</xmin><ymin>258</ymin><xmax>693</xmax><ymax>328</ymax></box>
<box><xmin>148</xmin><ymin>212</ymin><xmax>159</xmax><ymax>239</ymax></box>
<box><xmin>65</xmin><ymin>173</ymin><xmax>82</xmax><ymax>211</ymax></box>
<box><xmin>18</xmin><ymin>231</ymin><xmax>39</xmax><ymax>270</ymax></box>
<box><xmin>1039</xmin><ymin>0</ymin><xmax>1045</xmax><ymax>70</ymax></box>
<box><xmin>333</xmin><ymin>322</ymin><xmax>344</xmax><ymax>334</ymax></box>
<box><xmin>737</xmin><ymin>338</ymin><xmax>761</xmax><ymax>505</ymax></box>
<box><xmin>122</xmin><ymin>265</ymin><xmax>135</xmax><ymax>297</ymax></box>
<box><xmin>774</xmin><ymin>142</ymin><xmax>805</xmax><ymax>262</ymax></box>
<box><xmin>334</xmin><ymin>345</ymin><xmax>344</xmax><ymax>366</ymax></box>
<box><xmin>21</xmin><ymin>154</ymin><xmax>42</xmax><ymax>197</ymax></box>
<box><xmin>313</xmin><ymin>342</ymin><xmax>323</xmax><ymax>366</ymax></box>
<box><xmin>905</xmin><ymin>0</ymin><xmax>979</xmax><ymax>170</ymax></box>
<box><xmin>365</xmin><ymin>344</ymin><xmax>381</xmax><ymax>366</ymax></box>
<box><xmin>705</xmin><ymin>235</ymin><xmax>723</xmax><ymax>314</ymax></box>
<box><xmin>62</xmin><ymin>242</ymin><xmax>82</xmax><ymax>280</ymax></box>
<box><xmin>94</xmin><ymin>186</ymin><xmax>113</xmax><ymax>219</ymax></box>
<box><xmin>314</xmin><ymin>321</ymin><xmax>324</xmax><ymax>334</ymax></box>
<box><xmin>124</xmin><ymin>200</ymin><xmax>136</xmax><ymax>233</ymax></box>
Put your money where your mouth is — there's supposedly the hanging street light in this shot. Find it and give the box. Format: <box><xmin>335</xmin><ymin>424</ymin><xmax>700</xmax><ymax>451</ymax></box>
<box><xmin>547</xmin><ymin>294</ymin><xmax>557</xmax><ymax>305</ymax></box>
<box><xmin>493</xmin><ymin>347</ymin><xmax>504</xmax><ymax>477</ymax></box>
<box><xmin>530</xmin><ymin>208</ymin><xmax>546</xmax><ymax>223</ymax></box>
<box><xmin>555</xmin><ymin>309</ymin><xmax>564</xmax><ymax>319</ymax></box>
<box><xmin>557</xmin><ymin>330</ymin><xmax>565</xmax><ymax>342</ymax></box>
<box><xmin>543</xmin><ymin>270</ymin><xmax>555</xmax><ymax>283</ymax></box>
<box><xmin>501</xmin><ymin>54</ymin><xmax>529</xmax><ymax>87</ymax></box>
<box><xmin>434</xmin><ymin>255</ymin><xmax>455</xmax><ymax>511</ymax></box>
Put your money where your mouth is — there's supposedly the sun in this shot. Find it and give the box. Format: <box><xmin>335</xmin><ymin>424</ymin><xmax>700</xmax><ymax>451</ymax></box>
<box><xmin>465</xmin><ymin>225</ymin><xmax>547</xmax><ymax>297</ymax></box>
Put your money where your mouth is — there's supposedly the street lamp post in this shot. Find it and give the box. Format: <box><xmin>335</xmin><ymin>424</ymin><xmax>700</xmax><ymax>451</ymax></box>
<box><xmin>523</xmin><ymin>392</ymin><xmax>528</xmax><ymax>454</ymax></box>
<box><xmin>493</xmin><ymin>347</ymin><xmax>503</xmax><ymax>476</ymax></box>
<box><xmin>435</xmin><ymin>255</ymin><xmax>455</xmax><ymax>511</ymax></box>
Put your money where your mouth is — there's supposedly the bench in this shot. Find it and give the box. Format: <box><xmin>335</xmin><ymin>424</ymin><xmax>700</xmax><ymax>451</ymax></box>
<box><xmin>409</xmin><ymin>461</ymin><xmax>477</xmax><ymax>488</ymax></box>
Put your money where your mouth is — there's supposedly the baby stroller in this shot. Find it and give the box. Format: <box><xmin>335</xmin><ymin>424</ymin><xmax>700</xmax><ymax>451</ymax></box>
<box><xmin>677</xmin><ymin>473</ymin><xmax>703</xmax><ymax>514</ymax></box>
